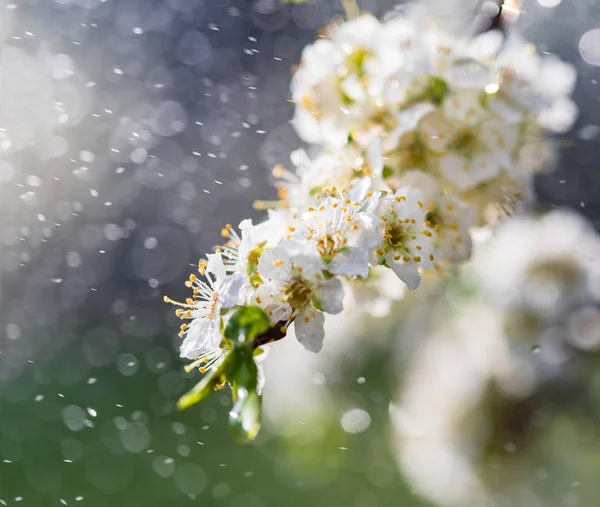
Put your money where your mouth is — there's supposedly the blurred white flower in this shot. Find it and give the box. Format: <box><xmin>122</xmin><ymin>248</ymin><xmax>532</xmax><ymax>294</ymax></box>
<box><xmin>470</xmin><ymin>210</ymin><xmax>600</xmax><ymax>317</ymax></box>
<box><xmin>393</xmin><ymin>210</ymin><xmax>600</xmax><ymax>507</ymax></box>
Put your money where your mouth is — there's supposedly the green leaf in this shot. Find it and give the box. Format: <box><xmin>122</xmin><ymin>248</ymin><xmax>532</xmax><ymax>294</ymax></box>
<box><xmin>176</xmin><ymin>349</ymin><xmax>244</xmax><ymax>410</ymax></box>
<box><xmin>224</xmin><ymin>306</ymin><xmax>271</xmax><ymax>344</ymax></box>
<box><xmin>382</xmin><ymin>166</ymin><xmax>394</xmax><ymax>179</ymax></box>
<box><xmin>228</xmin><ymin>353</ymin><xmax>262</xmax><ymax>441</ymax></box>
<box><xmin>233</xmin><ymin>354</ymin><xmax>259</xmax><ymax>392</ymax></box>
<box><xmin>228</xmin><ymin>388</ymin><xmax>262</xmax><ymax>442</ymax></box>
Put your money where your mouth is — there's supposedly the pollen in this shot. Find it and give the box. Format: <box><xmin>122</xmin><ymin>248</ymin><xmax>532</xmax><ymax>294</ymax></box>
<box><xmin>273</xmin><ymin>259</ymin><xmax>284</xmax><ymax>267</ymax></box>
<box><xmin>273</xmin><ymin>164</ymin><xmax>285</xmax><ymax>177</ymax></box>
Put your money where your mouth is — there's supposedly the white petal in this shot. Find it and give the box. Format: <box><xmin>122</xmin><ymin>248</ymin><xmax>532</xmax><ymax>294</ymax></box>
<box><xmin>367</xmin><ymin>138</ymin><xmax>384</xmax><ymax>176</ymax></box>
<box><xmin>295</xmin><ymin>309</ymin><xmax>325</xmax><ymax>353</ymax></box>
<box><xmin>329</xmin><ymin>248</ymin><xmax>370</xmax><ymax>279</ymax></box>
<box><xmin>314</xmin><ymin>277</ymin><xmax>345</xmax><ymax>314</ymax></box>
<box><xmin>180</xmin><ymin>316</ymin><xmax>221</xmax><ymax>359</ymax></box>
<box><xmin>220</xmin><ymin>273</ymin><xmax>247</xmax><ymax>308</ymax></box>
<box><xmin>389</xmin><ymin>261</ymin><xmax>421</xmax><ymax>290</ymax></box>
<box><xmin>438</xmin><ymin>153</ymin><xmax>499</xmax><ymax>191</ymax></box>
<box><xmin>206</xmin><ymin>253</ymin><xmax>226</xmax><ymax>282</ymax></box>
<box><xmin>395</xmin><ymin>170</ymin><xmax>440</xmax><ymax>202</ymax></box>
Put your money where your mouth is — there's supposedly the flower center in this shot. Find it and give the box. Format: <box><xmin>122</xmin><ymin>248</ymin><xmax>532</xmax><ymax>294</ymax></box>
<box><xmin>448</xmin><ymin>127</ymin><xmax>479</xmax><ymax>158</ymax></box>
<box><xmin>385</xmin><ymin>223</ymin><xmax>407</xmax><ymax>248</ymax></box>
<box><xmin>426</xmin><ymin>207</ymin><xmax>444</xmax><ymax>228</ymax></box>
<box><xmin>316</xmin><ymin>234</ymin><xmax>337</xmax><ymax>259</ymax></box>
<box><xmin>207</xmin><ymin>292</ymin><xmax>220</xmax><ymax>320</ymax></box>
<box><xmin>527</xmin><ymin>259</ymin><xmax>583</xmax><ymax>290</ymax></box>
<box><xmin>400</xmin><ymin>133</ymin><xmax>429</xmax><ymax>170</ymax></box>
<box><xmin>284</xmin><ymin>275</ymin><xmax>313</xmax><ymax>310</ymax></box>
<box><xmin>344</xmin><ymin>47</ymin><xmax>373</xmax><ymax>78</ymax></box>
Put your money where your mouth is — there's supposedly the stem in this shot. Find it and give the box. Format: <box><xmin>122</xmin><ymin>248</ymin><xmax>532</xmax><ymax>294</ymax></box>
<box><xmin>253</xmin><ymin>320</ymin><xmax>290</xmax><ymax>348</ymax></box>
<box><xmin>341</xmin><ymin>0</ymin><xmax>359</xmax><ymax>20</ymax></box>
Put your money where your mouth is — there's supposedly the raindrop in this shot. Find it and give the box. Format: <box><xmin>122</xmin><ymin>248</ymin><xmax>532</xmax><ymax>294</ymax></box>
<box><xmin>153</xmin><ymin>456</ymin><xmax>175</xmax><ymax>478</ymax></box>
<box><xmin>119</xmin><ymin>424</ymin><xmax>151</xmax><ymax>453</ymax></box>
<box><xmin>340</xmin><ymin>408</ymin><xmax>371</xmax><ymax>434</ymax></box>
<box><xmin>62</xmin><ymin>405</ymin><xmax>87</xmax><ymax>432</ymax></box>
<box><xmin>580</xmin><ymin>29</ymin><xmax>600</xmax><ymax>66</ymax></box>
<box><xmin>6</xmin><ymin>324</ymin><xmax>21</xmax><ymax>340</ymax></box>
<box><xmin>117</xmin><ymin>353</ymin><xmax>139</xmax><ymax>376</ymax></box>
<box><xmin>174</xmin><ymin>463</ymin><xmax>207</xmax><ymax>496</ymax></box>
<box><xmin>144</xmin><ymin>237</ymin><xmax>158</xmax><ymax>249</ymax></box>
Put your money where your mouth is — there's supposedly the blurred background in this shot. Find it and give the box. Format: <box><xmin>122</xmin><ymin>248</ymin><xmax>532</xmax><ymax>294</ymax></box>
<box><xmin>1</xmin><ymin>0</ymin><xmax>600</xmax><ymax>506</ymax></box>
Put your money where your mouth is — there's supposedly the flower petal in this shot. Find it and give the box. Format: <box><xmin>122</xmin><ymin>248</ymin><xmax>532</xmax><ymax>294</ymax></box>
<box><xmin>295</xmin><ymin>309</ymin><xmax>325</xmax><ymax>353</ymax></box>
<box><xmin>180</xmin><ymin>315</ymin><xmax>221</xmax><ymax>359</ymax></box>
<box><xmin>314</xmin><ymin>277</ymin><xmax>345</xmax><ymax>314</ymax></box>
<box><xmin>220</xmin><ymin>272</ymin><xmax>248</xmax><ymax>308</ymax></box>
<box><xmin>206</xmin><ymin>253</ymin><xmax>226</xmax><ymax>282</ymax></box>
<box><xmin>389</xmin><ymin>261</ymin><xmax>422</xmax><ymax>290</ymax></box>
<box><xmin>329</xmin><ymin>248</ymin><xmax>370</xmax><ymax>279</ymax></box>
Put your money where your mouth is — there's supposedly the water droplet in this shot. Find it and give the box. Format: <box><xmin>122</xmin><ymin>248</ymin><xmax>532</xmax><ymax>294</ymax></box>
<box><xmin>340</xmin><ymin>408</ymin><xmax>371</xmax><ymax>434</ymax></box>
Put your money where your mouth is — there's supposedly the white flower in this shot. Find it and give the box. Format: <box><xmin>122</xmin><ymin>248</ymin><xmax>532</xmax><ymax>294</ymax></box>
<box><xmin>397</xmin><ymin>171</ymin><xmax>474</xmax><ymax>264</ymax></box>
<box><xmin>257</xmin><ymin>239</ymin><xmax>345</xmax><ymax>352</ymax></box>
<box><xmin>494</xmin><ymin>34</ymin><xmax>578</xmax><ymax>133</ymax></box>
<box><xmin>275</xmin><ymin>140</ymin><xmax>388</xmax><ymax>209</ymax></box>
<box><xmin>166</xmin><ymin>253</ymin><xmax>245</xmax><ymax>361</ymax></box>
<box><xmin>218</xmin><ymin>211</ymin><xmax>296</xmax><ymax>277</ymax></box>
<box><xmin>291</xmin><ymin>14</ymin><xmax>400</xmax><ymax>147</ymax></box>
<box><xmin>424</xmin><ymin>91</ymin><xmax>519</xmax><ymax>191</ymax></box>
<box><xmin>344</xmin><ymin>265</ymin><xmax>406</xmax><ymax>317</ymax></box>
<box><xmin>372</xmin><ymin>186</ymin><xmax>436</xmax><ymax>289</ymax></box>
<box><xmin>469</xmin><ymin>210</ymin><xmax>600</xmax><ymax>316</ymax></box>
<box><xmin>295</xmin><ymin>191</ymin><xmax>381</xmax><ymax>279</ymax></box>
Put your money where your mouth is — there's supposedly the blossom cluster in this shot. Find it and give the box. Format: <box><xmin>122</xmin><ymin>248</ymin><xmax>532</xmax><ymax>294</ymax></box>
<box><xmin>165</xmin><ymin>8</ymin><xmax>576</xmax><ymax>435</ymax></box>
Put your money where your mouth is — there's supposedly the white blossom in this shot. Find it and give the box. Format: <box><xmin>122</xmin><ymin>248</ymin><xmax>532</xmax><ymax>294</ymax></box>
<box><xmin>166</xmin><ymin>253</ymin><xmax>245</xmax><ymax>361</ymax></box>
<box><xmin>257</xmin><ymin>239</ymin><xmax>345</xmax><ymax>353</ymax></box>
<box><xmin>469</xmin><ymin>210</ymin><xmax>600</xmax><ymax>316</ymax></box>
<box><xmin>373</xmin><ymin>187</ymin><xmax>436</xmax><ymax>289</ymax></box>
